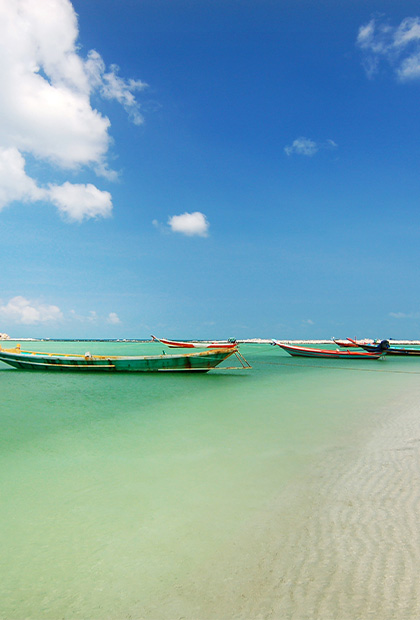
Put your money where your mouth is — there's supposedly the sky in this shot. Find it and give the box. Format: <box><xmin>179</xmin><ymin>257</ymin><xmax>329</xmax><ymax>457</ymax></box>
<box><xmin>1</xmin><ymin>0</ymin><xmax>420</xmax><ymax>340</ymax></box>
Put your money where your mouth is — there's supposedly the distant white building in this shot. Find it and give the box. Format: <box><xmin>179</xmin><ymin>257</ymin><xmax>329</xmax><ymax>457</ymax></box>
<box><xmin>0</xmin><ymin>333</ymin><xmax>10</xmax><ymax>340</ymax></box>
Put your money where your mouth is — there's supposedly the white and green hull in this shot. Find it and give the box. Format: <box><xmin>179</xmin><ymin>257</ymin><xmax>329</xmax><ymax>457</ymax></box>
<box><xmin>0</xmin><ymin>347</ymin><xmax>238</xmax><ymax>372</ymax></box>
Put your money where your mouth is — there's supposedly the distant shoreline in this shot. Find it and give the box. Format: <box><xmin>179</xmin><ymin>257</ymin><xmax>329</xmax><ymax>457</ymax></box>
<box><xmin>2</xmin><ymin>338</ymin><xmax>420</xmax><ymax>345</ymax></box>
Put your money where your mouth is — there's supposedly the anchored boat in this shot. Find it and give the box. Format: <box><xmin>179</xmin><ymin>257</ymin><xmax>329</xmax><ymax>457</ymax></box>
<box><xmin>272</xmin><ymin>341</ymin><xmax>386</xmax><ymax>359</ymax></box>
<box><xmin>151</xmin><ymin>335</ymin><xmax>237</xmax><ymax>349</ymax></box>
<box><xmin>0</xmin><ymin>344</ymin><xmax>251</xmax><ymax>372</ymax></box>
<box><xmin>350</xmin><ymin>339</ymin><xmax>420</xmax><ymax>357</ymax></box>
<box><xmin>333</xmin><ymin>338</ymin><xmax>376</xmax><ymax>348</ymax></box>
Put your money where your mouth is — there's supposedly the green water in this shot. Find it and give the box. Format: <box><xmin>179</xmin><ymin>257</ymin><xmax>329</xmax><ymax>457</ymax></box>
<box><xmin>1</xmin><ymin>342</ymin><xmax>418</xmax><ymax>619</ymax></box>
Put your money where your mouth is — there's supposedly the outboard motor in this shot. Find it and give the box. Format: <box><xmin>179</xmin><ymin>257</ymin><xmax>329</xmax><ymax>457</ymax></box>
<box><xmin>378</xmin><ymin>339</ymin><xmax>390</xmax><ymax>351</ymax></box>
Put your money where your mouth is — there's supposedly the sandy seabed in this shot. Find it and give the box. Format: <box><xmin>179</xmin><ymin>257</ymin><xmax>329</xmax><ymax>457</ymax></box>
<box><xmin>230</xmin><ymin>388</ymin><xmax>420</xmax><ymax>620</ymax></box>
<box><xmin>159</xmin><ymin>386</ymin><xmax>420</xmax><ymax>620</ymax></box>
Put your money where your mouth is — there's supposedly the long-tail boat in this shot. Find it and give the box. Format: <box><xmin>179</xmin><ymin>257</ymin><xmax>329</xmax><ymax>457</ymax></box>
<box><xmin>333</xmin><ymin>338</ymin><xmax>376</xmax><ymax>348</ymax></box>
<box><xmin>349</xmin><ymin>339</ymin><xmax>420</xmax><ymax>356</ymax></box>
<box><xmin>0</xmin><ymin>344</ymin><xmax>250</xmax><ymax>372</ymax></box>
<box><xmin>151</xmin><ymin>335</ymin><xmax>237</xmax><ymax>349</ymax></box>
<box><xmin>272</xmin><ymin>341</ymin><xmax>386</xmax><ymax>359</ymax></box>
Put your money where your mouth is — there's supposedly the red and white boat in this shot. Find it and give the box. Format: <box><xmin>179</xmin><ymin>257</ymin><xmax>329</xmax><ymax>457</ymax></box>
<box><xmin>151</xmin><ymin>335</ymin><xmax>238</xmax><ymax>349</ymax></box>
<box><xmin>333</xmin><ymin>338</ymin><xmax>377</xmax><ymax>348</ymax></box>
<box><xmin>333</xmin><ymin>339</ymin><xmax>359</xmax><ymax>347</ymax></box>
<box><xmin>272</xmin><ymin>341</ymin><xmax>385</xmax><ymax>359</ymax></box>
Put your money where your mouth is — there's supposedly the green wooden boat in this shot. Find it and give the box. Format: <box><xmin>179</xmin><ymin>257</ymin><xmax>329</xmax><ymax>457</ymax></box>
<box><xmin>0</xmin><ymin>344</ymin><xmax>250</xmax><ymax>373</ymax></box>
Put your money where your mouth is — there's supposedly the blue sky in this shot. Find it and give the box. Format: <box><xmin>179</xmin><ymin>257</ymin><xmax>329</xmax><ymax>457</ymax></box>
<box><xmin>1</xmin><ymin>0</ymin><xmax>420</xmax><ymax>339</ymax></box>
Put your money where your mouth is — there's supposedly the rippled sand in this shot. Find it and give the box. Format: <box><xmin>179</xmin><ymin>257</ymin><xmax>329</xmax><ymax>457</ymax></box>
<box><xmin>222</xmin><ymin>389</ymin><xmax>420</xmax><ymax>620</ymax></box>
<box><xmin>146</xmin><ymin>387</ymin><xmax>420</xmax><ymax>620</ymax></box>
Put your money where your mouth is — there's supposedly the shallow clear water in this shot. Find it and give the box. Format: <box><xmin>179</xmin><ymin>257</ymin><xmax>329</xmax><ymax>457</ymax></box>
<box><xmin>1</xmin><ymin>342</ymin><xmax>418</xmax><ymax>619</ymax></box>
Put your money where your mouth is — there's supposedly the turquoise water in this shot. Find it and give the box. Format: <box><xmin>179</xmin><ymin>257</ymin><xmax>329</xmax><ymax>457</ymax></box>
<box><xmin>1</xmin><ymin>342</ymin><xmax>418</xmax><ymax>619</ymax></box>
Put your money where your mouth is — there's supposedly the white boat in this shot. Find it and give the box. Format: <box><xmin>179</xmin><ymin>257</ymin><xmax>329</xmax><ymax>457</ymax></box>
<box><xmin>151</xmin><ymin>335</ymin><xmax>237</xmax><ymax>349</ymax></box>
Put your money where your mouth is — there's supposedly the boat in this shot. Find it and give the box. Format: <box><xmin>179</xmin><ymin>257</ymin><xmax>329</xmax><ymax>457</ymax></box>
<box><xmin>0</xmin><ymin>344</ymin><xmax>250</xmax><ymax>372</ymax></box>
<box><xmin>333</xmin><ymin>338</ymin><xmax>377</xmax><ymax>347</ymax></box>
<box><xmin>151</xmin><ymin>335</ymin><xmax>237</xmax><ymax>349</ymax></box>
<box><xmin>350</xmin><ymin>339</ymin><xmax>420</xmax><ymax>357</ymax></box>
<box><xmin>333</xmin><ymin>339</ymin><xmax>358</xmax><ymax>347</ymax></box>
<box><xmin>271</xmin><ymin>341</ymin><xmax>386</xmax><ymax>359</ymax></box>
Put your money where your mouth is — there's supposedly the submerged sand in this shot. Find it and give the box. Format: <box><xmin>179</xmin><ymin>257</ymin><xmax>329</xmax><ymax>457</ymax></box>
<box><xmin>3</xmin><ymin>347</ymin><xmax>420</xmax><ymax>620</ymax></box>
<box><xmin>156</xmin><ymin>385</ymin><xmax>420</xmax><ymax>620</ymax></box>
<box><xmin>233</xmin><ymin>387</ymin><xmax>420</xmax><ymax>620</ymax></box>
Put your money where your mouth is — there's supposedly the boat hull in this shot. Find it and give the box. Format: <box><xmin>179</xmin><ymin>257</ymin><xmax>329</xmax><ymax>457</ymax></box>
<box><xmin>360</xmin><ymin>344</ymin><xmax>420</xmax><ymax>356</ymax></box>
<box><xmin>151</xmin><ymin>336</ymin><xmax>237</xmax><ymax>349</ymax></box>
<box><xmin>0</xmin><ymin>347</ymin><xmax>238</xmax><ymax>372</ymax></box>
<box><xmin>273</xmin><ymin>342</ymin><xmax>384</xmax><ymax>359</ymax></box>
<box><xmin>333</xmin><ymin>339</ymin><xmax>370</xmax><ymax>348</ymax></box>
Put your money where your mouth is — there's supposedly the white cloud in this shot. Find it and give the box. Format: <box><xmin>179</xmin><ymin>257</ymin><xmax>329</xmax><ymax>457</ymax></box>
<box><xmin>168</xmin><ymin>212</ymin><xmax>210</xmax><ymax>237</ymax></box>
<box><xmin>69</xmin><ymin>309</ymin><xmax>98</xmax><ymax>322</ymax></box>
<box><xmin>0</xmin><ymin>147</ymin><xmax>112</xmax><ymax>222</ymax></box>
<box><xmin>284</xmin><ymin>137</ymin><xmax>337</xmax><ymax>157</ymax></box>
<box><xmin>0</xmin><ymin>297</ymin><xmax>122</xmax><ymax>327</ymax></box>
<box><xmin>85</xmin><ymin>50</ymin><xmax>147</xmax><ymax>126</ymax></box>
<box><xmin>0</xmin><ymin>148</ymin><xmax>112</xmax><ymax>220</ymax></box>
<box><xmin>48</xmin><ymin>182</ymin><xmax>112</xmax><ymax>222</ymax></box>
<box><xmin>69</xmin><ymin>309</ymin><xmax>121</xmax><ymax>324</ymax></box>
<box><xmin>107</xmin><ymin>312</ymin><xmax>121</xmax><ymax>324</ymax></box>
<box><xmin>357</xmin><ymin>16</ymin><xmax>420</xmax><ymax>81</ymax></box>
<box><xmin>397</xmin><ymin>52</ymin><xmax>420</xmax><ymax>81</ymax></box>
<box><xmin>0</xmin><ymin>147</ymin><xmax>46</xmax><ymax>208</ymax></box>
<box><xmin>0</xmin><ymin>0</ymin><xmax>145</xmax><ymax>221</ymax></box>
<box><xmin>285</xmin><ymin>137</ymin><xmax>318</xmax><ymax>157</ymax></box>
<box><xmin>390</xmin><ymin>311</ymin><xmax>420</xmax><ymax>319</ymax></box>
<box><xmin>394</xmin><ymin>17</ymin><xmax>420</xmax><ymax>48</ymax></box>
<box><xmin>0</xmin><ymin>296</ymin><xmax>63</xmax><ymax>324</ymax></box>
<box><xmin>326</xmin><ymin>139</ymin><xmax>338</xmax><ymax>148</ymax></box>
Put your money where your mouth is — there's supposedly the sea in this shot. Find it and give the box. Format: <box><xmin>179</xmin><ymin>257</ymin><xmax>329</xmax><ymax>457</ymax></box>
<box><xmin>1</xmin><ymin>340</ymin><xmax>420</xmax><ymax>619</ymax></box>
